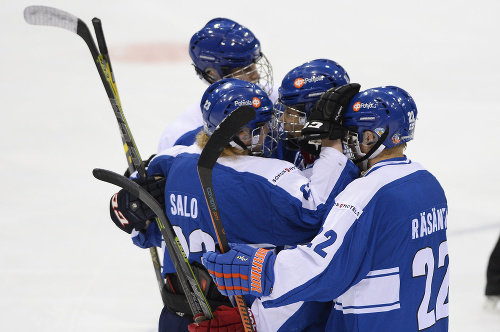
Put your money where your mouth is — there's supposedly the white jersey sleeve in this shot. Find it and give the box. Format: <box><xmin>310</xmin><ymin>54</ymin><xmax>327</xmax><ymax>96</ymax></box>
<box><xmin>157</xmin><ymin>103</ymin><xmax>203</xmax><ymax>153</ymax></box>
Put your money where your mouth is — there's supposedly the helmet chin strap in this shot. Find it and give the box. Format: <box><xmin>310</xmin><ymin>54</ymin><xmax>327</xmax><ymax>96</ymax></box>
<box><xmin>353</xmin><ymin>126</ymin><xmax>389</xmax><ymax>165</ymax></box>
<box><xmin>230</xmin><ymin>135</ymin><xmax>249</xmax><ymax>152</ymax></box>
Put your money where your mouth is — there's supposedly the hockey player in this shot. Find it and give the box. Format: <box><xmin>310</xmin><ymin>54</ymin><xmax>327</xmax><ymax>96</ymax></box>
<box><xmin>110</xmin><ymin>79</ymin><xmax>359</xmax><ymax>331</ymax></box>
<box><xmin>202</xmin><ymin>86</ymin><xmax>450</xmax><ymax>331</ymax></box>
<box><xmin>275</xmin><ymin>58</ymin><xmax>350</xmax><ymax>173</ymax></box>
<box><xmin>157</xmin><ymin>17</ymin><xmax>275</xmax><ymax>152</ymax></box>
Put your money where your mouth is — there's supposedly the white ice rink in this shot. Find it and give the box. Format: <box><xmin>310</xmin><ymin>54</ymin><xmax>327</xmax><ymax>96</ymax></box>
<box><xmin>2</xmin><ymin>0</ymin><xmax>500</xmax><ymax>331</ymax></box>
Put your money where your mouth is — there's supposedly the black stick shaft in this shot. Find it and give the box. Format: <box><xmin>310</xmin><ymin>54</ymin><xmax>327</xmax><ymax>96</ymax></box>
<box><xmin>90</xmin><ymin>16</ymin><xmax>166</xmax><ymax>305</ymax></box>
<box><xmin>197</xmin><ymin>106</ymin><xmax>257</xmax><ymax>332</ymax></box>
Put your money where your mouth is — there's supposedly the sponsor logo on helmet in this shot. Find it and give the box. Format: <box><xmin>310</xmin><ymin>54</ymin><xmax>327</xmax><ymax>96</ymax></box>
<box><xmin>392</xmin><ymin>133</ymin><xmax>402</xmax><ymax>144</ymax></box>
<box><xmin>353</xmin><ymin>101</ymin><xmax>376</xmax><ymax>112</ymax></box>
<box><xmin>293</xmin><ymin>75</ymin><xmax>325</xmax><ymax>89</ymax></box>
<box><xmin>235</xmin><ymin>99</ymin><xmax>253</xmax><ymax>107</ymax></box>
<box><xmin>359</xmin><ymin>116</ymin><xmax>376</xmax><ymax>121</ymax></box>
<box><xmin>353</xmin><ymin>102</ymin><xmax>361</xmax><ymax>112</ymax></box>
<box><xmin>294</xmin><ymin>78</ymin><xmax>305</xmax><ymax>88</ymax></box>
<box><xmin>252</xmin><ymin>97</ymin><xmax>261</xmax><ymax>108</ymax></box>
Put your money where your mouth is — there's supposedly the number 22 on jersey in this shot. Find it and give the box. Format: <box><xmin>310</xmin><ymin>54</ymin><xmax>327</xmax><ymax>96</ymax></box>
<box><xmin>412</xmin><ymin>240</ymin><xmax>449</xmax><ymax>330</ymax></box>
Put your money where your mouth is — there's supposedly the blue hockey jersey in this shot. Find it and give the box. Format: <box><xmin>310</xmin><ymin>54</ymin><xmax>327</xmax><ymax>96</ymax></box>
<box><xmin>132</xmin><ymin>144</ymin><xmax>359</xmax><ymax>276</ymax></box>
<box><xmin>258</xmin><ymin>156</ymin><xmax>449</xmax><ymax>331</ymax></box>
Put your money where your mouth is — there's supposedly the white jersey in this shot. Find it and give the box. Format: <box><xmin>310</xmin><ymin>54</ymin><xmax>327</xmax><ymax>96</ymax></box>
<box><xmin>157</xmin><ymin>85</ymin><xmax>279</xmax><ymax>153</ymax></box>
<box><xmin>157</xmin><ymin>102</ymin><xmax>204</xmax><ymax>153</ymax></box>
<box><xmin>256</xmin><ymin>156</ymin><xmax>449</xmax><ymax>331</ymax></box>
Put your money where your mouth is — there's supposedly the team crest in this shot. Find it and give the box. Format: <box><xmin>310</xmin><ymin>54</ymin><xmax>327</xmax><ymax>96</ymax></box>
<box><xmin>374</xmin><ymin>127</ymin><xmax>385</xmax><ymax>137</ymax></box>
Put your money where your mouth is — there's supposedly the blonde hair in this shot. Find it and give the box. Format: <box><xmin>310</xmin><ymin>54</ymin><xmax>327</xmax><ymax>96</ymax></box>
<box><xmin>196</xmin><ymin>131</ymin><xmax>249</xmax><ymax>157</ymax></box>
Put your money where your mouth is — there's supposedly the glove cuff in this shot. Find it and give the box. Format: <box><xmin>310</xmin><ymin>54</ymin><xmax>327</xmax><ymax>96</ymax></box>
<box><xmin>249</xmin><ymin>248</ymin><xmax>276</xmax><ymax>297</ymax></box>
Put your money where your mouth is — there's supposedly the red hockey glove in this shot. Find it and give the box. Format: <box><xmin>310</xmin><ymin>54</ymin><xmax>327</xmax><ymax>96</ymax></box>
<box><xmin>188</xmin><ymin>305</ymin><xmax>256</xmax><ymax>332</ymax></box>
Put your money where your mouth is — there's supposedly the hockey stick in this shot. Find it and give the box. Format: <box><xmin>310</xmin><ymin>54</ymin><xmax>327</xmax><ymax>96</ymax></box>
<box><xmin>197</xmin><ymin>106</ymin><xmax>257</xmax><ymax>332</ymax></box>
<box><xmin>93</xmin><ymin>169</ymin><xmax>213</xmax><ymax>320</ymax></box>
<box><xmin>24</xmin><ymin>6</ymin><xmax>212</xmax><ymax>319</ymax></box>
<box><xmin>22</xmin><ymin>4</ymin><xmax>164</xmax><ymax>303</ymax></box>
<box><xmin>91</xmin><ymin>15</ymin><xmax>169</xmax><ymax>306</ymax></box>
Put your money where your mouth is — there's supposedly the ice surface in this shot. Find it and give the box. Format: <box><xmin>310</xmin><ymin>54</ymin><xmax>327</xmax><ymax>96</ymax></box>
<box><xmin>2</xmin><ymin>0</ymin><xmax>500</xmax><ymax>330</ymax></box>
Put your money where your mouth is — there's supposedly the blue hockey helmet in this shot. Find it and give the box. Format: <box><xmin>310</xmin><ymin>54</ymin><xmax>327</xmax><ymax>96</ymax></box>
<box><xmin>276</xmin><ymin>59</ymin><xmax>350</xmax><ymax>140</ymax></box>
<box><xmin>342</xmin><ymin>86</ymin><xmax>417</xmax><ymax>163</ymax></box>
<box><xmin>189</xmin><ymin>18</ymin><xmax>273</xmax><ymax>95</ymax></box>
<box><xmin>200</xmin><ymin>78</ymin><xmax>278</xmax><ymax>157</ymax></box>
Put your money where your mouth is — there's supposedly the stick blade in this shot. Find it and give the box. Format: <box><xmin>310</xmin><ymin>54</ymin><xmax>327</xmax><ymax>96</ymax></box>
<box><xmin>198</xmin><ymin>106</ymin><xmax>256</xmax><ymax>170</ymax></box>
<box><xmin>24</xmin><ymin>5</ymin><xmax>78</xmax><ymax>33</ymax></box>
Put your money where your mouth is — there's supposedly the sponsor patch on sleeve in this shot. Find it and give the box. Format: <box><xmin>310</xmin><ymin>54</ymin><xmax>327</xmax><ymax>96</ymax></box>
<box><xmin>333</xmin><ymin>202</ymin><xmax>363</xmax><ymax>219</ymax></box>
<box><xmin>269</xmin><ymin>165</ymin><xmax>298</xmax><ymax>185</ymax></box>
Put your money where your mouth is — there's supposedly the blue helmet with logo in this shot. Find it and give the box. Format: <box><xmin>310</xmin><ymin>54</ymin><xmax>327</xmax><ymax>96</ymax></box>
<box><xmin>278</xmin><ymin>59</ymin><xmax>350</xmax><ymax>116</ymax></box>
<box><xmin>276</xmin><ymin>59</ymin><xmax>350</xmax><ymax>140</ymax></box>
<box><xmin>189</xmin><ymin>18</ymin><xmax>273</xmax><ymax>95</ymax></box>
<box><xmin>343</xmin><ymin>86</ymin><xmax>417</xmax><ymax>151</ymax></box>
<box><xmin>200</xmin><ymin>78</ymin><xmax>278</xmax><ymax>156</ymax></box>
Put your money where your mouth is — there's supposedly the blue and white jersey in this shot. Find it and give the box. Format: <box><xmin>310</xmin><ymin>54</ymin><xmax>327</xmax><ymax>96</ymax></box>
<box><xmin>258</xmin><ymin>156</ymin><xmax>449</xmax><ymax>331</ymax></box>
<box><xmin>132</xmin><ymin>144</ymin><xmax>358</xmax><ymax>276</ymax></box>
<box><xmin>158</xmin><ymin>86</ymin><xmax>280</xmax><ymax>153</ymax></box>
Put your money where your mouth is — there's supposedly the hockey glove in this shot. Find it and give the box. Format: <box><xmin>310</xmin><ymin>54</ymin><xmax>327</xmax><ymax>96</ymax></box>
<box><xmin>188</xmin><ymin>305</ymin><xmax>256</xmax><ymax>332</ymax></box>
<box><xmin>299</xmin><ymin>83</ymin><xmax>361</xmax><ymax>150</ymax></box>
<box><xmin>109</xmin><ymin>175</ymin><xmax>166</xmax><ymax>234</ymax></box>
<box><xmin>202</xmin><ymin>245</ymin><xmax>276</xmax><ymax>298</ymax></box>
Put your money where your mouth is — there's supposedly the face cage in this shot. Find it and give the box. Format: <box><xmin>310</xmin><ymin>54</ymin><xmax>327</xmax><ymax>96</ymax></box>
<box><xmin>273</xmin><ymin>101</ymin><xmax>307</xmax><ymax>141</ymax></box>
<box><xmin>344</xmin><ymin>129</ymin><xmax>390</xmax><ymax>172</ymax></box>
<box><xmin>223</xmin><ymin>54</ymin><xmax>274</xmax><ymax>96</ymax></box>
<box><xmin>248</xmin><ymin>120</ymin><xmax>279</xmax><ymax>158</ymax></box>
<box><xmin>342</xmin><ymin>131</ymin><xmax>362</xmax><ymax>161</ymax></box>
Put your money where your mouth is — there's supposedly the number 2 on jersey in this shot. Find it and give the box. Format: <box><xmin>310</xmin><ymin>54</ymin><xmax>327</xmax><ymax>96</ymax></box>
<box><xmin>412</xmin><ymin>240</ymin><xmax>449</xmax><ymax>330</ymax></box>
